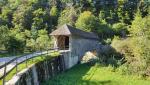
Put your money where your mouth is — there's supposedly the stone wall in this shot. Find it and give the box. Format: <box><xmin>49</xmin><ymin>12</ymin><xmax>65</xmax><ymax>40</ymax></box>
<box><xmin>6</xmin><ymin>55</ymin><xmax>65</xmax><ymax>85</ymax></box>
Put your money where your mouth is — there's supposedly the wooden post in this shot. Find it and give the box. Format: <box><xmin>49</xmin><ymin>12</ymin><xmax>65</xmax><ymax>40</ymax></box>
<box><xmin>3</xmin><ymin>61</ymin><xmax>7</xmax><ymax>85</ymax></box>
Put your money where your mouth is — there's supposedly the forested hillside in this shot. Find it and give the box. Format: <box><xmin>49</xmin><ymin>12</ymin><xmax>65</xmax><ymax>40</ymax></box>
<box><xmin>0</xmin><ymin>0</ymin><xmax>150</xmax><ymax>77</ymax></box>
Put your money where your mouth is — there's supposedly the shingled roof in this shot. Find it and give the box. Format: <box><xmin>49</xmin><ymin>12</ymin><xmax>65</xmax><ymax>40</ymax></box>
<box><xmin>50</xmin><ymin>24</ymin><xmax>99</xmax><ymax>40</ymax></box>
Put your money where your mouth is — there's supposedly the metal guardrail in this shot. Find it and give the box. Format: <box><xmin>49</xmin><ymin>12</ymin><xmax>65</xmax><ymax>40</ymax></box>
<box><xmin>0</xmin><ymin>57</ymin><xmax>17</xmax><ymax>70</ymax></box>
<box><xmin>0</xmin><ymin>48</ymin><xmax>59</xmax><ymax>85</ymax></box>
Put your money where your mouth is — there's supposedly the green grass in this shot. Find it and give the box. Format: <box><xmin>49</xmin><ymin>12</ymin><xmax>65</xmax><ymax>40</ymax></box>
<box><xmin>48</xmin><ymin>51</ymin><xmax>60</xmax><ymax>56</ymax></box>
<box><xmin>0</xmin><ymin>52</ymin><xmax>59</xmax><ymax>85</ymax></box>
<box><xmin>0</xmin><ymin>53</ymin><xmax>14</xmax><ymax>58</ymax></box>
<box><xmin>43</xmin><ymin>64</ymin><xmax>150</xmax><ymax>85</ymax></box>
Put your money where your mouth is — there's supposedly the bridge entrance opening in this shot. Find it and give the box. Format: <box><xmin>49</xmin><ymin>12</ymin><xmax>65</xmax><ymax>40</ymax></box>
<box><xmin>57</xmin><ymin>36</ymin><xmax>69</xmax><ymax>50</ymax></box>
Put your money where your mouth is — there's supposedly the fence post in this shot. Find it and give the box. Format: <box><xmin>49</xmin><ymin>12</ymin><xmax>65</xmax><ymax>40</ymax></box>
<box><xmin>26</xmin><ymin>55</ymin><xmax>28</xmax><ymax>68</ymax></box>
<box><xmin>32</xmin><ymin>51</ymin><xmax>34</xmax><ymax>62</ymax></box>
<box><xmin>3</xmin><ymin>61</ymin><xmax>7</xmax><ymax>85</ymax></box>
<box><xmin>47</xmin><ymin>49</ymin><xmax>48</xmax><ymax>56</ymax></box>
<box><xmin>16</xmin><ymin>57</ymin><xmax>18</xmax><ymax>75</ymax></box>
<box><xmin>41</xmin><ymin>49</ymin><xmax>42</xmax><ymax>55</ymax></box>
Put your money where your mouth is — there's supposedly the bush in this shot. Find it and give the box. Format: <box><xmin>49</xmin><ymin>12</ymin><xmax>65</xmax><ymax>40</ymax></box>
<box><xmin>111</xmin><ymin>37</ymin><xmax>150</xmax><ymax>76</ymax></box>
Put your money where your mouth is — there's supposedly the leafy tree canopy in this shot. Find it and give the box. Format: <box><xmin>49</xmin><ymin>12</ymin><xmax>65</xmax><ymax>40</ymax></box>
<box><xmin>58</xmin><ymin>7</ymin><xmax>77</xmax><ymax>26</ymax></box>
<box><xmin>75</xmin><ymin>11</ymin><xmax>99</xmax><ymax>32</ymax></box>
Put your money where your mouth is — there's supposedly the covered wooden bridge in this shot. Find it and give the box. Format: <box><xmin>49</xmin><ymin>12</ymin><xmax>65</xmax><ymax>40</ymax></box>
<box><xmin>50</xmin><ymin>24</ymin><xmax>99</xmax><ymax>69</ymax></box>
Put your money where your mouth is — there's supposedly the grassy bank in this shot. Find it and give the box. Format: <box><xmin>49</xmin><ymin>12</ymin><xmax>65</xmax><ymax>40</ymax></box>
<box><xmin>43</xmin><ymin>64</ymin><xmax>150</xmax><ymax>85</ymax></box>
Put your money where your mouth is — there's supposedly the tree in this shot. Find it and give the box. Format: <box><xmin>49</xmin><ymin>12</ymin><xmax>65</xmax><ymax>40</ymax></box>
<box><xmin>58</xmin><ymin>7</ymin><xmax>77</xmax><ymax>26</ymax></box>
<box><xmin>112</xmin><ymin>23</ymin><xmax>127</xmax><ymax>37</ymax></box>
<box><xmin>13</xmin><ymin>5</ymin><xmax>33</xmax><ymax>30</ymax></box>
<box><xmin>31</xmin><ymin>24</ymin><xmax>38</xmax><ymax>41</ymax></box>
<box><xmin>0</xmin><ymin>6</ymin><xmax>13</xmax><ymax>27</ymax></box>
<box><xmin>75</xmin><ymin>11</ymin><xmax>99</xmax><ymax>32</ymax></box>
<box><xmin>26</xmin><ymin>38</ymin><xmax>36</xmax><ymax>52</ymax></box>
<box><xmin>0</xmin><ymin>25</ymin><xmax>9</xmax><ymax>47</ymax></box>
<box><xmin>50</xmin><ymin>6</ymin><xmax>59</xmax><ymax>27</ymax></box>
<box><xmin>0</xmin><ymin>0</ymin><xmax>7</xmax><ymax>7</ymax></box>
<box><xmin>49</xmin><ymin>0</ymin><xmax>62</xmax><ymax>8</ymax></box>
<box><xmin>36</xmin><ymin>29</ymin><xmax>51</xmax><ymax>50</ymax></box>
<box><xmin>7</xmin><ymin>0</ymin><xmax>22</xmax><ymax>9</ymax></box>
<box><xmin>139</xmin><ymin>0</ymin><xmax>149</xmax><ymax>17</ymax></box>
<box><xmin>99</xmin><ymin>10</ymin><xmax>105</xmax><ymax>22</ymax></box>
<box><xmin>129</xmin><ymin>11</ymin><xmax>150</xmax><ymax>37</ymax></box>
<box><xmin>33</xmin><ymin>8</ymin><xmax>46</xmax><ymax>30</ymax></box>
<box><xmin>5</xmin><ymin>36</ymin><xmax>26</xmax><ymax>53</ymax></box>
<box><xmin>96</xmin><ymin>20</ymin><xmax>114</xmax><ymax>39</ymax></box>
<box><xmin>5</xmin><ymin>28</ymin><xmax>26</xmax><ymax>53</ymax></box>
<box><xmin>32</xmin><ymin>8</ymin><xmax>51</xmax><ymax>31</ymax></box>
<box><xmin>50</xmin><ymin>6</ymin><xmax>59</xmax><ymax>17</ymax></box>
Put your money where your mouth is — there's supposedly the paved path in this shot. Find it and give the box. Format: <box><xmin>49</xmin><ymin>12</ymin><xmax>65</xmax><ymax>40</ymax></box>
<box><xmin>0</xmin><ymin>51</ymin><xmax>49</xmax><ymax>78</ymax></box>
<box><xmin>0</xmin><ymin>57</ymin><xmax>16</xmax><ymax>66</ymax></box>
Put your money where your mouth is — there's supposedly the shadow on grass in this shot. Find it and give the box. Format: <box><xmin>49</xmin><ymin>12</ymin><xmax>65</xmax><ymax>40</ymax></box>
<box><xmin>43</xmin><ymin>63</ymin><xmax>112</xmax><ymax>85</ymax></box>
<box><xmin>81</xmin><ymin>80</ymin><xmax>111</xmax><ymax>85</ymax></box>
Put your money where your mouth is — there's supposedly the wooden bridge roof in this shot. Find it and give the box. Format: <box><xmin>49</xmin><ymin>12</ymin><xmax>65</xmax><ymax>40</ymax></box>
<box><xmin>50</xmin><ymin>24</ymin><xmax>99</xmax><ymax>40</ymax></box>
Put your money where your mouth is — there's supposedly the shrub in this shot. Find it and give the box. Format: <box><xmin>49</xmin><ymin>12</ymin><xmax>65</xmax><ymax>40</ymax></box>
<box><xmin>111</xmin><ymin>36</ymin><xmax>150</xmax><ymax>76</ymax></box>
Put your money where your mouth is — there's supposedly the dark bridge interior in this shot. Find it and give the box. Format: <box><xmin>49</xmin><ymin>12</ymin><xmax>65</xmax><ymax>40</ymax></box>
<box><xmin>57</xmin><ymin>36</ymin><xmax>69</xmax><ymax>50</ymax></box>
